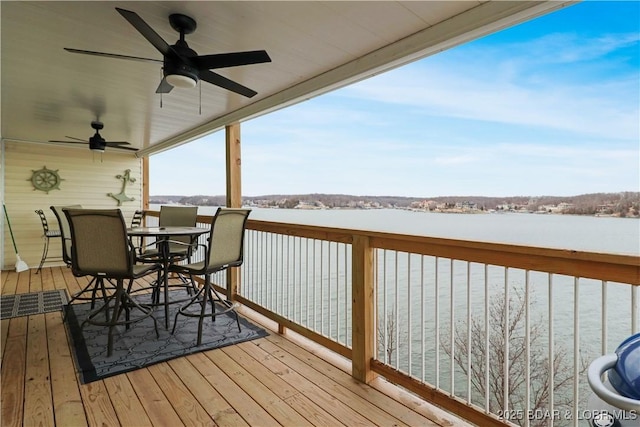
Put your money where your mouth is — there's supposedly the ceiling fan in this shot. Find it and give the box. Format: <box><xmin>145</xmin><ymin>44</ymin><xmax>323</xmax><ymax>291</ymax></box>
<box><xmin>49</xmin><ymin>121</ymin><xmax>137</xmax><ymax>152</ymax></box>
<box><xmin>64</xmin><ymin>7</ymin><xmax>271</xmax><ymax>98</ymax></box>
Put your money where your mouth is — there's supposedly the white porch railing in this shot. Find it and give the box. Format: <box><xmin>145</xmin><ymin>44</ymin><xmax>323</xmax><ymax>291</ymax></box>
<box><xmin>373</xmin><ymin>252</ymin><xmax>638</xmax><ymax>427</ymax></box>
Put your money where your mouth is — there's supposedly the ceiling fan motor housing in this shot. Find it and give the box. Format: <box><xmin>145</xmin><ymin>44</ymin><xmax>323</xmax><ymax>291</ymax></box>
<box><xmin>89</xmin><ymin>123</ymin><xmax>106</xmax><ymax>151</ymax></box>
<box><xmin>164</xmin><ymin>26</ymin><xmax>199</xmax><ymax>87</ymax></box>
<box><xmin>89</xmin><ymin>135</ymin><xmax>106</xmax><ymax>152</ymax></box>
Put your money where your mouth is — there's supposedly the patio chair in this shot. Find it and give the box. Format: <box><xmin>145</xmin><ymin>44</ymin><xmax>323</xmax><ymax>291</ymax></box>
<box><xmin>170</xmin><ymin>207</ymin><xmax>251</xmax><ymax>345</ymax></box>
<box><xmin>137</xmin><ymin>205</ymin><xmax>199</xmax><ymax>299</ymax></box>
<box><xmin>50</xmin><ymin>204</ymin><xmax>82</xmax><ymax>267</ymax></box>
<box><xmin>137</xmin><ymin>206</ymin><xmax>198</xmax><ymax>261</ymax></box>
<box><xmin>131</xmin><ymin>209</ymin><xmax>144</xmax><ymax>227</ymax></box>
<box><xmin>34</xmin><ymin>209</ymin><xmax>62</xmax><ymax>274</ymax></box>
<box><xmin>51</xmin><ymin>204</ymin><xmax>111</xmax><ymax>311</ymax></box>
<box><xmin>64</xmin><ymin>208</ymin><xmax>161</xmax><ymax>356</ymax></box>
<box><xmin>129</xmin><ymin>209</ymin><xmax>144</xmax><ymax>248</ymax></box>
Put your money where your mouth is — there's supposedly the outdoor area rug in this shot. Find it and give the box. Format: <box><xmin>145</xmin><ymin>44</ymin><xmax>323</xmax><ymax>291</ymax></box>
<box><xmin>64</xmin><ymin>290</ymin><xmax>269</xmax><ymax>384</ymax></box>
<box><xmin>1</xmin><ymin>289</ymin><xmax>69</xmax><ymax>320</ymax></box>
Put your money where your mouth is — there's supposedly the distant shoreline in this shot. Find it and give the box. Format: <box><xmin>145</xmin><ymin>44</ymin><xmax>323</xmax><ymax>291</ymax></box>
<box><xmin>150</xmin><ymin>191</ymin><xmax>640</xmax><ymax>218</ymax></box>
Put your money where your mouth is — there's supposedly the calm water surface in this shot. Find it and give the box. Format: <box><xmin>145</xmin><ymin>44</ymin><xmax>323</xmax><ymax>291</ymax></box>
<box><xmin>160</xmin><ymin>205</ymin><xmax>638</xmax><ymax>255</ymax></box>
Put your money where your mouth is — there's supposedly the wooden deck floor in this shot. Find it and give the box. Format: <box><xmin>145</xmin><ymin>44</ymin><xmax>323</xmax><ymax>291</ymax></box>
<box><xmin>1</xmin><ymin>267</ymin><xmax>469</xmax><ymax>427</ymax></box>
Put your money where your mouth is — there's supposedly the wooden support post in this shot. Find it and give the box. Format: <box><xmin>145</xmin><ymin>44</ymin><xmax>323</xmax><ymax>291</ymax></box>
<box><xmin>226</xmin><ymin>122</ymin><xmax>242</xmax><ymax>209</ymax></box>
<box><xmin>141</xmin><ymin>156</ymin><xmax>149</xmax><ymax>214</ymax></box>
<box><xmin>352</xmin><ymin>234</ymin><xmax>376</xmax><ymax>383</ymax></box>
<box><xmin>225</xmin><ymin>122</ymin><xmax>242</xmax><ymax>300</ymax></box>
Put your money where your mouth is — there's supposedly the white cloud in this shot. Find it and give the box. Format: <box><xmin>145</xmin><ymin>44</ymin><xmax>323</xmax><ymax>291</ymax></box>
<box><xmin>343</xmin><ymin>65</ymin><xmax>638</xmax><ymax>140</ymax></box>
<box><xmin>507</xmin><ymin>32</ymin><xmax>640</xmax><ymax>65</ymax></box>
<box><xmin>341</xmin><ymin>29</ymin><xmax>639</xmax><ymax>141</ymax></box>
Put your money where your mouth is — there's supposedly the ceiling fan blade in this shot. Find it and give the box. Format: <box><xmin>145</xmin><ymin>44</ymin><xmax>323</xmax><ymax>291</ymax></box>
<box><xmin>49</xmin><ymin>140</ymin><xmax>87</xmax><ymax>144</ymax></box>
<box><xmin>155</xmin><ymin>78</ymin><xmax>174</xmax><ymax>94</ymax></box>
<box><xmin>193</xmin><ymin>50</ymin><xmax>272</xmax><ymax>70</ymax></box>
<box><xmin>105</xmin><ymin>141</ymin><xmax>131</xmax><ymax>146</ymax></box>
<box><xmin>200</xmin><ymin>70</ymin><xmax>258</xmax><ymax>98</ymax></box>
<box><xmin>64</xmin><ymin>135</ymin><xmax>89</xmax><ymax>142</ymax></box>
<box><xmin>110</xmin><ymin>146</ymin><xmax>139</xmax><ymax>152</ymax></box>
<box><xmin>116</xmin><ymin>8</ymin><xmax>172</xmax><ymax>57</ymax></box>
<box><xmin>64</xmin><ymin>48</ymin><xmax>162</xmax><ymax>64</ymax></box>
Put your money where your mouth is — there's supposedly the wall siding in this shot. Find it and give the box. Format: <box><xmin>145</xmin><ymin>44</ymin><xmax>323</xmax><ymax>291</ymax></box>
<box><xmin>2</xmin><ymin>141</ymin><xmax>143</xmax><ymax>271</ymax></box>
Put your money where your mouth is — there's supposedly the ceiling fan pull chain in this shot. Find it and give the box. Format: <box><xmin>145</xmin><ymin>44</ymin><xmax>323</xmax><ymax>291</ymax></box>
<box><xmin>199</xmin><ymin>81</ymin><xmax>202</xmax><ymax>115</ymax></box>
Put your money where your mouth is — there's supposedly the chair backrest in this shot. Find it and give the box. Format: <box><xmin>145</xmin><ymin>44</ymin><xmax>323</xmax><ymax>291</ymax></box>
<box><xmin>35</xmin><ymin>209</ymin><xmax>50</xmax><ymax>233</ymax></box>
<box><xmin>50</xmin><ymin>204</ymin><xmax>82</xmax><ymax>265</ymax></box>
<box><xmin>206</xmin><ymin>208</ymin><xmax>251</xmax><ymax>270</ymax></box>
<box><xmin>159</xmin><ymin>206</ymin><xmax>198</xmax><ymax>227</ymax></box>
<box><xmin>159</xmin><ymin>206</ymin><xmax>198</xmax><ymax>251</ymax></box>
<box><xmin>131</xmin><ymin>209</ymin><xmax>144</xmax><ymax>227</ymax></box>
<box><xmin>64</xmin><ymin>208</ymin><xmax>133</xmax><ymax>278</ymax></box>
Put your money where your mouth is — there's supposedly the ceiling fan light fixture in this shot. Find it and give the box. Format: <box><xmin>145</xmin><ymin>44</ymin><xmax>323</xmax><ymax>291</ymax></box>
<box><xmin>166</xmin><ymin>73</ymin><xmax>197</xmax><ymax>88</ymax></box>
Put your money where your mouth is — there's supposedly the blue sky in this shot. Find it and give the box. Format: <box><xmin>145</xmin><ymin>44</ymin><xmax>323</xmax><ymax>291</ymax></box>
<box><xmin>150</xmin><ymin>1</ymin><xmax>639</xmax><ymax>198</ymax></box>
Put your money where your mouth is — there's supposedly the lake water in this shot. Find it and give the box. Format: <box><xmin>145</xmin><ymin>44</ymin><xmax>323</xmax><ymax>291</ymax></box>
<box><xmin>153</xmin><ymin>204</ymin><xmax>639</xmax><ymax>255</ymax></box>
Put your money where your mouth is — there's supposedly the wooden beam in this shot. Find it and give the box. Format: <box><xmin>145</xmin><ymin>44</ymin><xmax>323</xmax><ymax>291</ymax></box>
<box><xmin>225</xmin><ymin>122</ymin><xmax>242</xmax><ymax>299</ymax></box>
<box><xmin>351</xmin><ymin>235</ymin><xmax>376</xmax><ymax>383</ymax></box>
<box><xmin>225</xmin><ymin>122</ymin><xmax>242</xmax><ymax>209</ymax></box>
<box><xmin>236</xmin><ymin>295</ymin><xmax>352</xmax><ymax>360</ymax></box>
<box><xmin>371</xmin><ymin>360</ymin><xmax>509</xmax><ymax>427</ymax></box>
<box><xmin>142</xmin><ymin>156</ymin><xmax>149</xmax><ymax>212</ymax></box>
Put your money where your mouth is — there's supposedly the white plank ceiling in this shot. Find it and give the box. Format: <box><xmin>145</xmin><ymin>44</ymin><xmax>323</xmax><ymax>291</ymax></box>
<box><xmin>1</xmin><ymin>1</ymin><xmax>572</xmax><ymax>157</ymax></box>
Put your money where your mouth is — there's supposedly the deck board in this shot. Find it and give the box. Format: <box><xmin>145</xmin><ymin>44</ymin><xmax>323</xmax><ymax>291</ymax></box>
<box><xmin>207</xmin><ymin>346</ymin><xmax>313</xmax><ymax>426</ymax></box>
<box><xmin>2</xmin><ymin>269</ymin><xmax>18</xmax><ymax>295</ymax></box>
<box><xmin>166</xmin><ymin>355</ymin><xmax>244</xmax><ymax>427</ymax></box>
<box><xmin>46</xmin><ymin>311</ymin><xmax>87</xmax><ymax>427</ymax></box>
<box><xmin>0</xmin><ymin>267</ymin><xmax>463</xmax><ymax>427</ymax></box>
<box><xmin>237</xmin><ymin>340</ymin><xmax>376</xmax><ymax>426</ymax></box>
<box><xmin>104</xmin><ymin>374</ymin><xmax>154</xmax><ymax>426</ymax></box>
<box><xmin>256</xmin><ymin>337</ymin><xmax>415</xmax><ymax>426</ymax></box>
<box><xmin>78</xmin><ymin>380</ymin><xmax>120</xmax><ymax>426</ymax></box>
<box><xmin>227</xmin><ymin>343</ymin><xmax>346</xmax><ymax>427</ymax></box>
<box><xmin>265</xmin><ymin>333</ymin><xmax>440</xmax><ymax>427</ymax></box>
<box><xmin>127</xmin><ymin>368</ymin><xmax>186</xmax><ymax>427</ymax></box>
<box><xmin>148</xmin><ymin>358</ymin><xmax>218</xmax><ymax>426</ymax></box>
<box><xmin>16</xmin><ymin>269</ymin><xmax>31</xmax><ymax>294</ymax></box>
<box><xmin>1</xmin><ymin>317</ymin><xmax>27</xmax><ymax>427</ymax></box>
<box><xmin>190</xmin><ymin>351</ymin><xmax>280</xmax><ymax>426</ymax></box>
<box><xmin>24</xmin><ymin>313</ymin><xmax>55</xmax><ymax>426</ymax></box>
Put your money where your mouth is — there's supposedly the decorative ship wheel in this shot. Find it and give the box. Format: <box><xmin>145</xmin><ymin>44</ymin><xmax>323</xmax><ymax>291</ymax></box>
<box><xmin>29</xmin><ymin>166</ymin><xmax>63</xmax><ymax>194</ymax></box>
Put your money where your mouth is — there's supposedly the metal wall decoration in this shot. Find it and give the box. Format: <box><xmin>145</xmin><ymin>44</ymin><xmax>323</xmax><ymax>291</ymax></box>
<box><xmin>108</xmin><ymin>169</ymin><xmax>136</xmax><ymax>206</ymax></box>
<box><xmin>29</xmin><ymin>166</ymin><xmax>63</xmax><ymax>193</ymax></box>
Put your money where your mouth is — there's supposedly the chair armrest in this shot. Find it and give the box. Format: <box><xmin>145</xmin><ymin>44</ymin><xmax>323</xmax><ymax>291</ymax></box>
<box><xmin>163</xmin><ymin>239</ymin><xmax>200</xmax><ymax>247</ymax></box>
<box><xmin>164</xmin><ymin>240</ymin><xmax>206</xmax><ymax>257</ymax></box>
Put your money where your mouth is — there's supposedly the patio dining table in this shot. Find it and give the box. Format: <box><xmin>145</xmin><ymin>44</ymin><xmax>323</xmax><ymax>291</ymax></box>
<box><xmin>127</xmin><ymin>226</ymin><xmax>209</xmax><ymax>328</ymax></box>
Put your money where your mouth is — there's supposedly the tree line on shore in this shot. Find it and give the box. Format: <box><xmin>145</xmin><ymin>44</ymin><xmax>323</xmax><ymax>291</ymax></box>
<box><xmin>150</xmin><ymin>191</ymin><xmax>639</xmax><ymax>217</ymax></box>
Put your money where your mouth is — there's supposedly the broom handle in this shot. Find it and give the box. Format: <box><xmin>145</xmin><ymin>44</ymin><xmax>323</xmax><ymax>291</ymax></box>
<box><xmin>3</xmin><ymin>204</ymin><xmax>20</xmax><ymax>253</ymax></box>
